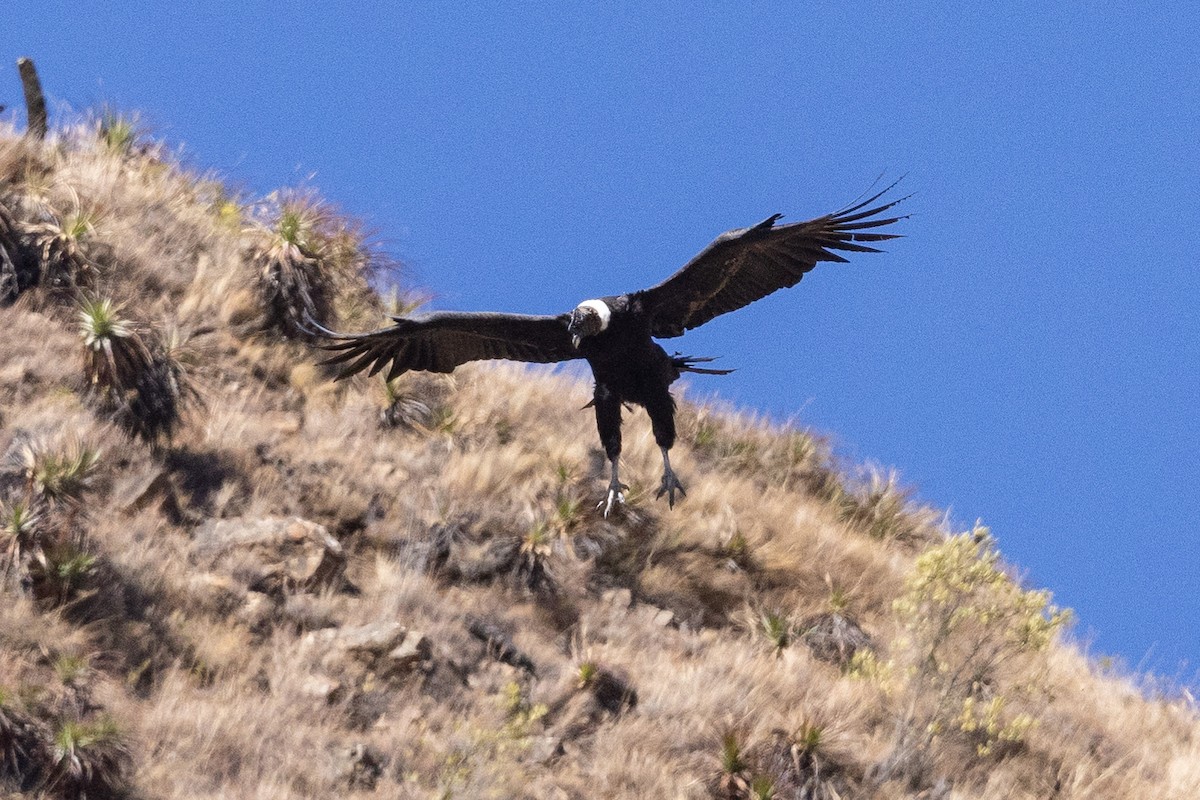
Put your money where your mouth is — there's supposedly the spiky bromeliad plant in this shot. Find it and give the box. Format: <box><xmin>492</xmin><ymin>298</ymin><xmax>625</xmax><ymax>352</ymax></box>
<box><xmin>0</xmin><ymin>199</ymin><xmax>25</xmax><ymax>303</ymax></box>
<box><xmin>12</xmin><ymin>440</ymin><xmax>103</xmax><ymax>607</ymax></box>
<box><xmin>78</xmin><ymin>297</ymin><xmax>193</xmax><ymax>444</ymax></box>
<box><xmin>248</xmin><ymin>196</ymin><xmax>335</xmax><ymax>338</ymax></box>
<box><xmin>0</xmin><ymin>500</ymin><xmax>41</xmax><ymax>582</ymax></box>
<box><xmin>79</xmin><ymin>296</ymin><xmax>144</xmax><ymax>393</ymax></box>
<box><xmin>98</xmin><ymin>110</ymin><xmax>138</xmax><ymax>155</ymax></box>
<box><xmin>517</xmin><ymin>523</ymin><xmax>557</xmax><ymax>593</ymax></box>
<box><xmin>0</xmin><ymin>688</ymin><xmax>40</xmax><ymax>791</ymax></box>
<box><xmin>44</xmin><ymin>718</ymin><xmax>129</xmax><ymax>800</ymax></box>
<box><xmin>380</xmin><ymin>376</ymin><xmax>433</xmax><ymax>429</ymax></box>
<box><xmin>759</xmin><ymin>609</ymin><xmax>792</xmax><ymax>654</ymax></box>
<box><xmin>24</xmin><ymin>205</ymin><xmax>99</xmax><ymax>293</ymax></box>
<box><xmin>20</xmin><ymin>440</ymin><xmax>101</xmax><ymax>511</ymax></box>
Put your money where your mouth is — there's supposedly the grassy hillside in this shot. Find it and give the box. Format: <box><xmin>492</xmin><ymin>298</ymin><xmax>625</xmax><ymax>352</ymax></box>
<box><xmin>0</xmin><ymin>117</ymin><xmax>1196</xmax><ymax>800</ymax></box>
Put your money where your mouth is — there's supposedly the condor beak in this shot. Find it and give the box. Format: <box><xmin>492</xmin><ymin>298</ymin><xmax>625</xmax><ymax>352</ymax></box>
<box><xmin>571</xmin><ymin>333</ymin><xmax>582</xmax><ymax>349</ymax></box>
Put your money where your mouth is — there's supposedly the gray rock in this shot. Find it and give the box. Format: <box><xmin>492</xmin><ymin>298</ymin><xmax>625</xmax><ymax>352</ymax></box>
<box><xmin>282</xmin><ymin>593</ymin><xmax>339</xmax><ymax>631</ymax></box>
<box><xmin>386</xmin><ymin>631</ymin><xmax>431</xmax><ymax>673</ymax></box>
<box><xmin>601</xmin><ymin>587</ymin><xmax>633</xmax><ymax>609</ymax></box>
<box><xmin>335</xmin><ymin>742</ymin><xmax>385</xmax><ymax>790</ymax></box>
<box><xmin>300</xmin><ymin>673</ymin><xmax>344</xmax><ymax>704</ymax></box>
<box><xmin>649</xmin><ymin>607</ymin><xmax>675</xmax><ymax>628</ymax></box>
<box><xmin>236</xmin><ymin>591</ymin><xmax>276</xmax><ymax>630</ymax></box>
<box><xmin>799</xmin><ymin>611</ymin><xmax>873</xmax><ymax>667</ymax></box>
<box><xmin>527</xmin><ymin>735</ymin><xmax>565</xmax><ymax>765</ymax></box>
<box><xmin>192</xmin><ymin>516</ymin><xmax>345</xmax><ymax>594</ymax></box>
<box><xmin>305</xmin><ymin>622</ymin><xmax>431</xmax><ymax>678</ymax></box>
<box><xmin>338</xmin><ymin>621</ymin><xmax>407</xmax><ymax>659</ymax></box>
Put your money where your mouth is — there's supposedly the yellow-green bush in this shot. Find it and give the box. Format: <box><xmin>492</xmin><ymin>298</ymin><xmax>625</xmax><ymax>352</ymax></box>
<box><xmin>888</xmin><ymin>526</ymin><xmax>1071</xmax><ymax>764</ymax></box>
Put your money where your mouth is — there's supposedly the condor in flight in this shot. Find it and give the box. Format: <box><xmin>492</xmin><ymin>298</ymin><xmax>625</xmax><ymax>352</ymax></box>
<box><xmin>314</xmin><ymin>182</ymin><xmax>907</xmax><ymax>516</ymax></box>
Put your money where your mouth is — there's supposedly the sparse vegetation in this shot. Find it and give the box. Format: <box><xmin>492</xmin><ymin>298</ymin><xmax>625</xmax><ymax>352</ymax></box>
<box><xmin>98</xmin><ymin>110</ymin><xmax>139</xmax><ymax>156</ymax></box>
<box><xmin>835</xmin><ymin>466</ymin><xmax>941</xmax><ymax>544</ymax></box>
<box><xmin>0</xmin><ymin>109</ymin><xmax>1194</xmax><ymax>800</ymax></box>
<box><xmin>758</xmin><ymin>609</ymin><xmax>792</xmax><ymax>653</ymax></box>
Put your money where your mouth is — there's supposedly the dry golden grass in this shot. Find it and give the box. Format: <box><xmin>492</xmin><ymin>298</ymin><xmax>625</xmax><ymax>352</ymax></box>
<box><xmin>0</xmin><ymin>119</ymin><xmax>1196</xmax><ymax>800</ymax></box>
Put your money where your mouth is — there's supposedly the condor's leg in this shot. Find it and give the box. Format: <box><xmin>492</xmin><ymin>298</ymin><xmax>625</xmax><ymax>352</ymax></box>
<box><xmin>646</xmin><ymin>391</ymin><xmax>686</xmax><ymax>508</ymax></box>
<box><xmin>593</xmin><ymin>384</ymin><xmax>626</xmax><ymax>517</ymax></box>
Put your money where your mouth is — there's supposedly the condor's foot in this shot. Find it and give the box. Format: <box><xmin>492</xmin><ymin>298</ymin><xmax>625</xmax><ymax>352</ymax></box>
<box><xmin>598</xmin><ymin>479</ymin><xmax>628</xmax><ymax>518</ymax></box>
<box><xmin>655</xmin><ymin>468</ymin><xmax>687</xmax><ymax>508</ymax></box>
<box><xmin>655</xmin><ymin>447</ymin><xmax>686</xmax><ymax>508</ymax></box>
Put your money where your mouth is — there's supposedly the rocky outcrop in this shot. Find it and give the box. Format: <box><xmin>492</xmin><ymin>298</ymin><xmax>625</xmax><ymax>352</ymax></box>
<box><xmin>191</xmin><ymin>516</ymin><xmax>346</xmax><ymax>595</ymax></box>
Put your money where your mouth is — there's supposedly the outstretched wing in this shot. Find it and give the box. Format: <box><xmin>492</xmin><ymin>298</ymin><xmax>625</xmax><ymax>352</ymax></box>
<box><xmin>637</xmin><ymin>181</ymin><xmax>909</xmax><ymax>338</ymax></box>
<box><xmin>314</xmin><ymin>310</ymin><xmax>578</xmax><ymax>381</ymax></box>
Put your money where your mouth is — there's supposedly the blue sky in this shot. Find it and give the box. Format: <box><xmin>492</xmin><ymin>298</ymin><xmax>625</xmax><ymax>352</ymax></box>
<box><xmin>6</xmin><ymin>3</ymin><xmax>1198</xmax><ymax>677</ymax></box>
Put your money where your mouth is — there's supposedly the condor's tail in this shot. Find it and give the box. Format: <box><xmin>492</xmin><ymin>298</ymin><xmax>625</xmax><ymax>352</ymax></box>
<box><xmin>672</xmin><ymin>354</ymin><xmax>734</xmax><ymax>376</ymax></box>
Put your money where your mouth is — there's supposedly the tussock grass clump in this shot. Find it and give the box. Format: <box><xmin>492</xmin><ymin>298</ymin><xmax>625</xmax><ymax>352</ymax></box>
<box><xmin>834</xmin><ymin>466</ymin><xmax>942</xmax><ymax>544</ymax></box>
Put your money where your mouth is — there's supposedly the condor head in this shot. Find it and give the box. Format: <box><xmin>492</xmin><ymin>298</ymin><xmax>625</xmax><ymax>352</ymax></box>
<box><xmin>567</xmin><ymin>299</ymin><xmax>612</xmax><ymax>349</ymax></box>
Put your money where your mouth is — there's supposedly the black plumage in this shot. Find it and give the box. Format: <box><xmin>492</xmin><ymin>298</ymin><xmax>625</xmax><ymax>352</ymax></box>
<box><xmin>315</xmin><ymin>182</ymin><xmax>907</xmax><ymax>515</ymax></box>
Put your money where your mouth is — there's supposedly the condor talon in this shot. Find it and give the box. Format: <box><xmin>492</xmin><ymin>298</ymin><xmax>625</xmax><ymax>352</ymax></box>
<box><xmin>598</xmin><ymin>459</ymin><xmax>628</xmax><ymax>518</ymax></box>
<box><xmin>655</xmin><ymin>447</ymin><xmax>686</xmax><ymax>508</ymax></box>
<box><xmin>599</xmin><ymin>487</ymin><xmax>626</xmax><ymax>518</ymax></box>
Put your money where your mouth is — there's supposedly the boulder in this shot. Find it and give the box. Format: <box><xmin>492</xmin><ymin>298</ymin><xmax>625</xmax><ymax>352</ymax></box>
<box><xmin>338</xmin><ymin>621</ymin><xmax>407</xmax><ymax>659</ymax></box>
<box><xmin>334</xmin><ymin>743</ymin><xmax>385</xmax><ymax>791</ymax></box>
<box><xmin>192</xmin><ymin>516</ymin><xmax>345</xmax><ymax>594</ymax></box>
<box><xmin>303</xmin><ymin>621</ymin><xmax>430</xmax><ymax>676</ymax></box>
<box><xmin>799</xmin><ymin>611</ymin><xmax>873</xmax><ymax>667</ymax></box>
<box><xmin>386</xmin><ymin>631</ymin><xmax>431</xmax><ymax>673</ymax></box>
<box><xmin>300</xmin><ymin>673</ymin><xmax>344</xmax><ymax>704</ymax></box>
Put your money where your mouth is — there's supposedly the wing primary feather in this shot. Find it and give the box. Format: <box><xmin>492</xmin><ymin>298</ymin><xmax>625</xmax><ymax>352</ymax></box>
<box><xmin>832</xmin><ymin>174</ymin><xmax>908</xmax><ymax>216</ymax></box>
<box><xmin>366</xmin><ymin>350</ymin><xmax>394</xmax><ymax>378</ymax></box>
<box><xmin>335</xmin><ymin>349</ymin><xmax>383</xmax><ymax>380</ymax></box>
<box><xmin>638</xmin><ymin>178</ymin><xmax>910</xmax><ymax>338</ymax></box>
<box><xmin>830</xmin><ymin>195</ymin><xmax>913</xmax><ymax>226</ymax></box>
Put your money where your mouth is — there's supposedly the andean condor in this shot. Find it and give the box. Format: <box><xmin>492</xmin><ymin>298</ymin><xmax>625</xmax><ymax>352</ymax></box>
<box><xmin>313</xmin><ymin>181</ymin><xmax>907</xmax><ymax>516</ymax></box>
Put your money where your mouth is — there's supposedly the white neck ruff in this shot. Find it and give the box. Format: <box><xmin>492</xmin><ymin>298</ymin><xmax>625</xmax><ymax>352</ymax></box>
<box><xmin>578</xmin><ymin>299</ymin><xmax>611</xmax><ymax>331</ymax></box>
